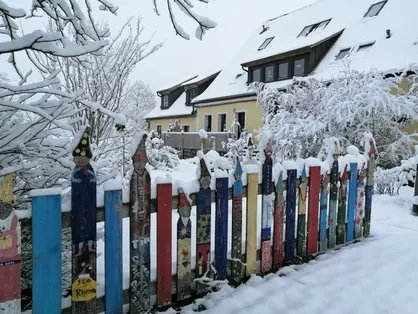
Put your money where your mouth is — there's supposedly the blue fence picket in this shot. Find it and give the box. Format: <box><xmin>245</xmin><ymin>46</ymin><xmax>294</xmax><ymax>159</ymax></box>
<box><xmin>31</xmin><ymin>188</ymin><xmax>62</xmax><ymax>314</ymax></box>
<box><xmin>215</xmin><ymin>177</ymin><xmax>229</xmax><ymax>280</ymax></box>
<box><xmin>285</xmin><ymin>169</ymin><xmax>297</xmax><ymax>263</ymax></box>
<box><xmin>105</xmin><ymin>189</ymin><xmax>123</xmax><ymax>314</ymax></box>
<box><xmin>347</xmin><ymin>163</ymin><xmax>358</xmax><ymax>242</ymax></box>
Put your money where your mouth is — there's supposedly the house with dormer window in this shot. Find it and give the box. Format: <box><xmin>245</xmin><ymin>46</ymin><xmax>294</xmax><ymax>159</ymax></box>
<box><xmin>145</xmin><ymin>71</ymin><xmax>220</xmax><ymax>134</ymax></box>
<box><xmin>190</xmin><ymin>0</ymin><xmax>418</xmax><ymax>140</ymax></box>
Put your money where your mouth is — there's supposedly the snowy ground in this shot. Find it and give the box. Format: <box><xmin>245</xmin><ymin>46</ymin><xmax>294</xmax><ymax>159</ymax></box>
<box><xmin>162</xmin><ymin>188</ymin><xmax>418</xmax><ymax>314</ymax></box>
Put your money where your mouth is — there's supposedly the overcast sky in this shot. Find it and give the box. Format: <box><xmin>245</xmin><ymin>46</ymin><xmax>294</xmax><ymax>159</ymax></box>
<box><xmin>8</xmin><ymin>0</ymin><xmax>317</xmax><ymax>92</ymax></box>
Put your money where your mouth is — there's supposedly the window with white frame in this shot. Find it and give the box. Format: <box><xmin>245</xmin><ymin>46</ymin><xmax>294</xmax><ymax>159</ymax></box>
<box><xmin>217</xmin><ymin>113</ymin><xmax>227</xmax><ymax>132</ymax></box>
<box><xmin>204</xmin><ymin>115</ymin><xmax>212</xmax><ymax>132</ymax></box>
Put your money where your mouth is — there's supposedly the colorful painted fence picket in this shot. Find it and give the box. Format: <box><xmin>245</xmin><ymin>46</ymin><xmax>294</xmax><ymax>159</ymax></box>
<box><xmin>3</xmin><ymin>135</ymin><xmax>378</xmax><ymax>314</ymax></box>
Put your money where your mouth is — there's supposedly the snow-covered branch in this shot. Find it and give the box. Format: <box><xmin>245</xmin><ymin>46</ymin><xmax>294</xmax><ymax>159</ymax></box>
<box><xmin>153</xmin><ymin>0</ymin><xmax>217</xmax><ymax>40</ymax></box>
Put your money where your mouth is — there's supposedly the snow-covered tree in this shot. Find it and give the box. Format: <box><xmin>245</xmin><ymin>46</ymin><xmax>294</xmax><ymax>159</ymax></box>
<box><xmin>0</xmin><ymin>1</ymin><xmax>126</xmax><ymax>205</ymax></box>
<box><xmin>254</xmin><ymin>66</ymin><xmax>418</xmax><ymax>167</ymax></box>
<box><xmin>43</xmin><ymin>17</ymin><xmax>161</xmax><ymax>159</ymax></box>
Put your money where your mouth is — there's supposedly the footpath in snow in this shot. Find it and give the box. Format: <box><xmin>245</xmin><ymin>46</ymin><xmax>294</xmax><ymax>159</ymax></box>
<box><xmin>164</xmin><ymin>190</ymin><xmax>418</xmax><ymax>314</ymax></box>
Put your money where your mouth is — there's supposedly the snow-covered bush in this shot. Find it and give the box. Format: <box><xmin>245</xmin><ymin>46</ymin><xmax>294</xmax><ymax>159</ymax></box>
<box><xmin>222</xmin><ymin>130</ymin><xmax>256</xmax><ymax>166</ymax></box>
<box><xmin>374</xmin><ymin>155</ymin><xmax>417</xmax><ymax>195</ymax></box>
<box><xmin>146</xmin><ymin>131</ymin><xmax>180</xmax><ymax>170</ymax></box>
<box><xmin>253</xmin><ymin>66</ymin><xmax>418</xmax><ymax>167</ymax></box>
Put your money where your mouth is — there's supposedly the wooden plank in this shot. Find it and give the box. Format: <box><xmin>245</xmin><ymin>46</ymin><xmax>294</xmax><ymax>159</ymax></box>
<box><xmin>285</xmin><ymin>169</ymin><xmax>297</xmax><ymax>263</ymax></box>
<box><xmin>364</xmin><ymin>139</ymin><xmax>376</xmax><ymax>237</ymax></box>
<box><xmin>346</xmin><ymin>163</ymin><xmax>358</xmax><ymax>242</ymax></box>
<box><xmin>104</xmin><ymin>189</ymin><xmax>123</xmax><ymax>314</ymax></box>
<box><xmin>272</xmin><ymin>172</ymin><xmax>285</xmax><ymax>269</ymax></box>
<box><xmin>336</xmin><ymin>166</ymin><xmax>348</xmax><ymax>245</ymax></box>
<box><xmin>296</xmin><ymin>166</ymin><xmax>307</xmax><ymax>261</ymax></box>
<box><xmin>246</xmin><ymin>172</ymin><xmax>258</xmax><ymax>276</ymax></box>
<box><xmin>0</xmin><ymin>174</ymin><xmax>21</xmax><ymax>313</ymax></box>
<box><xmin>230</xmin><ymin>157</ymin><xmax>243</xmax><ymax>285</ymax></box>
<box><xmin>70</xmin><ymin>128</ymin><xmax>97</xmax><ymax>314</ymax></box>
<box><xmin>261</xmin><ymin>141</ymin><xmax>273</xmax><ymax>273</ymax></box>
<box><xmin>215</xmin><ymin>177</ymin><xmax>229</xmax><ymax>280</ymax></box>
<box><xmin>157</xmin><ymin>184</ymin><xmax>173</xmax><ymax>307</ymax></box>
<box><xmin>328</xmin><ymin>148</ymin><xmax>339</xmax><ymax>248</ymax></box>
<box><xmin>307</xmin><ymin>166</ymin><xmax>320</xmax><ymax>256</ymax></box>
<box><xmin>31</xmin><ymin>189</ymin><xmax>62</xmax><ymax>314</ymax></box>
<box><xmin>176</xmin><ymin>188</ymin><xmax>192</xmax><ymax>301</ymax></box>
<box><xmin>129</xmin><ymin>134</ymin><xmax>152</xmax><ymax>313</ymax></box>
<box><xmin>319</xmin><ymin>174</ymin><xmax>329</xmax><ymax>252</ymax></box>
<box><xmin>355</xmin><ymin>165</ymin><xmax>366</xmax><ymax>240</ymax></box>
<box><xmin>195</xmin><ymin>157</ymin><xmax>212</xmax><ymax>295</ymax></box>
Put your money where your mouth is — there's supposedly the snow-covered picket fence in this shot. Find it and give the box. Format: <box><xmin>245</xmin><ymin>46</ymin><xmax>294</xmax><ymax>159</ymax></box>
<box><xmin>4</xmin><ymin>133</ymin><xmax>378</xmax><ymax>313</ymax></box>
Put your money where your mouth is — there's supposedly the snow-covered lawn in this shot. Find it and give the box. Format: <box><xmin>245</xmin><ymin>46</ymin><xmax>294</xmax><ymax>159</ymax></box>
<box><xmin>164</xmin><ymin>189</ymin><xmax>418</xmax><ymax>314</ymax></box>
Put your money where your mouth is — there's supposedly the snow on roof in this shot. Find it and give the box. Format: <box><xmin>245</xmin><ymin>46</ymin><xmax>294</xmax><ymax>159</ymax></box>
<box><xmin>194</xmin><ymin>0</ymin><xmax>418</xmax><ymax>104</ymax></box>
<box><xmin>145</xmin><ymin>92</ymin><xmax>192</xmax><ymax>119</ymax></box>
<box><xmin>181</xmin><ymin>69</ymin><xmax>221</xmax><ymax>87</ymax></box>
<box><xmin>156</xmin><ymin>76</ymin><xmax>198</xmax><ymax>93</ymax></box>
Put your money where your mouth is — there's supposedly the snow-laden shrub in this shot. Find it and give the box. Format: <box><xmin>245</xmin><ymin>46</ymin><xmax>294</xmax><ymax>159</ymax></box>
<box><xmin>146</xmin><ymin>131</ymin><xmax>180</xmax><ymax>170</ymax></box>
<box><xmin>253</xmin><ymin>66</ymin><xmax>418</xmax><ymax>167</ymax></box>
<box><xmin>222</xmin><ymin>130</ymin><xmax>257</xmax><ymax>166</ymax></box>
<box><xmin>374</xmin><ymin>155</ymin><xmax>417</xmax><ymax>195</ymax></box>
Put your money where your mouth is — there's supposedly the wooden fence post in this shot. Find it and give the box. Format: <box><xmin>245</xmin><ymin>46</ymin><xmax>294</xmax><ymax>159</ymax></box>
<box><xmin>364</xmin><ymin>139</ymin><xmax>376</xmax><ymax>237</ymax></box>
<box><xmin>261</xmin><ymin>141</ymin><xmax>273</xmax><ymax>273</ymax></box>
<box><xmin>346</xmin><ymin>163</ymin><xmax>358</xmax><ymax>242</ymax></box>
<box><xmin>337</xmin><ymin>166</ymin><xmax>348</xmax><ymax>245</ymax></box>
<box><xmin>230</xmin><ymin>157</ymin><xmax>243</xmax><ymax>285</ymax></box>
<box><xmin>328</xmin><ymin>143</ymin><xmax>339</xmax><ymax>248</ymax></box>
<box><xmin>296</xmin><ymin>166</ymin><xmax>307</xmax><ymax>261</ymax></box>
<box><xmin>31</xmin><ymin>188</ymin><xmax>62</xmax><ymax>314</ymax></box>
<box><xmin>246</xmin><ymin>169</ymin><xmax>258</xmax><ymax>276</ymax></box>
<box><xmin>0</xmin><ymin>174</ymin><xmax>21</xmax><ymax>314</ymax></box>
<box><xmin>319</xmin><ymin>174</ymin><xmax>329</xmax><ymax>252</ymax></box>
<box><xmin>307</xmin><ymin>166</ymin><xmax>320</xmax><ymax>257</ymax></box>
<box><xmin>177</xmin><ymin>188</ymin><xmax>192</xmax><ymax>301</ymax></box>
<box><xmin>215</xmin><ymin>176</ymin><xmax>228</xmax><ymax>280</ymax></box>
<box><xmin>414</xmin><ymin>163</ymin><xmax>418</xmax><ymax>214</ymax></box>
<box><xmin>157</xmin><ymin>183</ymin><xmax>172</xmax><ymax>307</ymax></box>
<box><xmin>355</xmin><ymin>165</ymin><xmax>366</xmax><ymax>240</ymax></box>
<box><xmin>272</xmin><ymin>172</ymin><xmax>285</xmax><ymax>269</ymax></box>
<box><xmin>285</xmin><ymin>169</ymin><xmax>297</xmax><ymax>263</ymax></box>
<box><xmin>104</xmin><ymin>188</ymin><xmax>123</xmax><ymax>314</ymax></box>
<box><xmin>71</xmin><ymin>127</ymin><xmax>97</xmax><ymax>313</ymax></box>
<box><xmin>196</xmin><ymin>156</ymin><xmax>212</xmax><ymax>294</ymax></box>
<box><xmin>130</xmin><ymin>134</ymin><xmax>152</xmax><ymax>313</ymax></box>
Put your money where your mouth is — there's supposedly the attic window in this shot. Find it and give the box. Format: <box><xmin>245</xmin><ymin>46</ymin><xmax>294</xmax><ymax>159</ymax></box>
<box><xmin>335</xmin><ymin>48</ymin><xmax>350</xmax><ymax>60</ymax></box>
<box><xmin>162</xmin><ymin>95</ymin><xmax>169</xmax><ymax>108</ymax></box>
<box><xmin>298</xmin><ymin>19</ymin><xmax>331</xmax><ymax>38</ymax></box>
<box><xmin>364</xmin><ymin>1</ymin><xmax>387</xmax><ymax>18</ymax></box>
<box><xmin>357</xmin><ymin>42</ymin><xmax>375</xmax><ymax>52</ymax></box>
<box><xmin>258</xmin><ymin>37</ymin><xmax>274</xmax><ymax>51</ymax></box>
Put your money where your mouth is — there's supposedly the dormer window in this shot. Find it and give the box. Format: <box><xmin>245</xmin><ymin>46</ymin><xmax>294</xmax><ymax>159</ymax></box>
<box><xmin>252</xmin><ymin>68</ymin><xmax>261</xmax><ymax>82</ymax></box>
<box><xmin>335</xmin><ymin>48</ymin><xmax>351</xmax><ymax>60</ymax></box>
<box><xmin>298</xmin><ymin>19</ymin><xmax>331</xmax><ymax>38</ymax></box>
<box><xmin>357</xmin><ymin>42</ymin><xmax>375</xmax><ymax>52</ymax></box>
<box><xmin>258</xmin><ymin>37</ymin><xmax>274</xmax><ymax>51</ymax></box>
<box><xmin>162</xmin><ymin>95</ymin><xmax>169</xmax><ymax>108</ymax></box>
<box><xmin>364</xmin><ymin>1</ymin><xmax>387</xmax><ymax>18</ymax></box>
